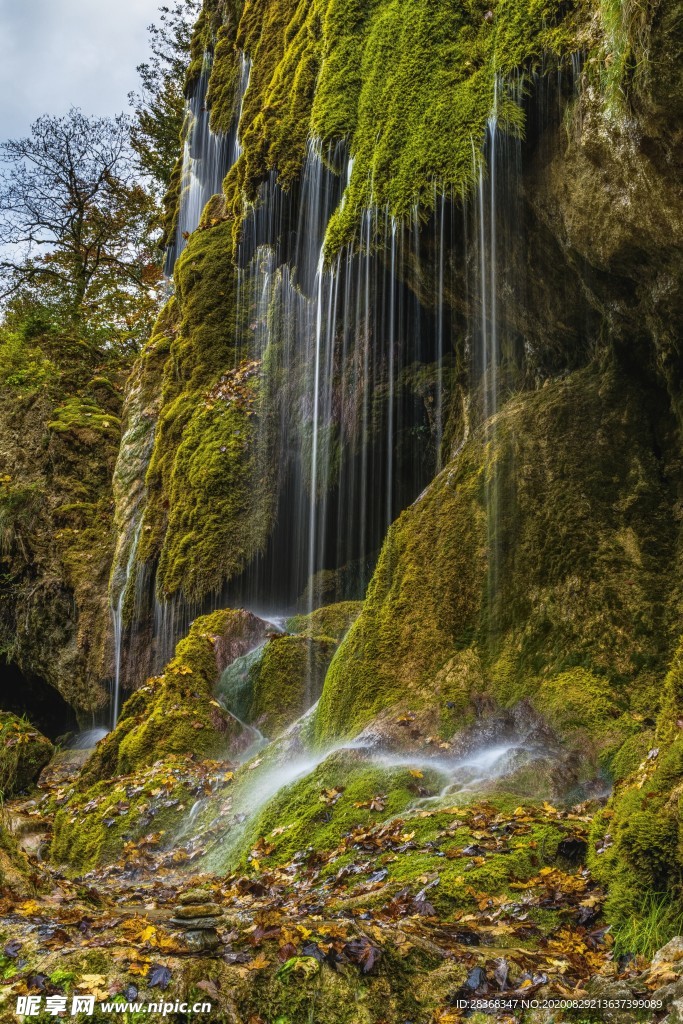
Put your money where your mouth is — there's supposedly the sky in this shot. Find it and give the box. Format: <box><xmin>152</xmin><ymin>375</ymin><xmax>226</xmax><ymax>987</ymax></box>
<box><xmin>0</xmin><ymin>0</ymin><xmax>162</xmax><ymax>141</ymax></box>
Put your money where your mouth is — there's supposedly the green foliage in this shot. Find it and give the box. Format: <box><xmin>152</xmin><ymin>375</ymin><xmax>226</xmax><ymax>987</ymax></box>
<box><xmin>0</xmin><ymin>327</ymin><xmax>54</xmax><ymax>393</ymax></box>
<box><xmin>612</xmin><ymin>892</ymin><xmax>683</xmax><ymax>959</ymax></box>
<box><xmin>597</xmin><ymin>0</ymin><xmax>654</xmax><ymax>108</ymax></box>
<box><xmin>130</xmin><ymin>0</ymin><xmax>202</xmax><ymax>192</ymax></box>
<box><xmin>0</xmin><ymin>111</ymin><xmax>162</xmax><ymax>351</ymax></box>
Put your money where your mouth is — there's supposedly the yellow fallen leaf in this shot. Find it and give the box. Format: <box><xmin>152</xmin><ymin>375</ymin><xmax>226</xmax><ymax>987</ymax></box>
<box><xmin>245</xmin><ymin>954</ymin><xmax>269</xmax><ymax>971</ymax></box>
<box><xmin>77</xmin><ymin>975</ymin><xmax>107</xmax><ymax>989</ymax></box>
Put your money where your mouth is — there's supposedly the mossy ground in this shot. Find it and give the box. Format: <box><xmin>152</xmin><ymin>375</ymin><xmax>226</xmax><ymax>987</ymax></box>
<box><xmin>49</xmin><ymin>755</ymin><xmax>231</xmax><ymax>874</ymax></box>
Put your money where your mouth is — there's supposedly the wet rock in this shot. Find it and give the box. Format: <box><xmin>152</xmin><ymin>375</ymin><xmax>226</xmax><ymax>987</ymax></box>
<box><xmin>585</xmin><ymin>977</ymin><xmax>639</xmax><ymax>1023</ymax></box>
<box><xmin>653</xmin><ymin>979</ymin><xmax>683</xmax><ymax>1011</ymax></box>
<box><xmin>169</xmin><ymin>916</ymin><xmax>222</xmax><ymax>930</ymax></box>
<box><xmin>173</xmin><ymin>903</ymin><xmax>223</xmax><ymax>919</ymax></box>
<box><xmin>654</xmin><ymin>937</ymin><xmax>683</xmax><ymax>964</ymax></box>
<box><xmin>183</xmin><ymin>930</ymin><xmax>221</xmax><ymax>953</ymax></box>
<box><xmin>178</xmin><ymin>888</ymin><xmax>215</xmax><ymax>905</ymax></box>
<box><xmin>171</xmin><ymin>889</ymin><xmax>223</xmax><ymax>951</ymax></box>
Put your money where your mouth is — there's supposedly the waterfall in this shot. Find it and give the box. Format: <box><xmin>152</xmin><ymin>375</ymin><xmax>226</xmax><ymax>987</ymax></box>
<box><xmin>231</xmin><ymin>52</ymin><xmax>251</xmax><ymax>166</ymax></box>
<box><xmin>166</xmin><ymin>51</ymin><xmax>251</xmax><ymax>273</ymax></box>
<box><xmin>146</xmin><ymin>74</ymin><xmax>529</xmax><ymax>686</ymax></box>
<box><xmin>226</xmin><ymin>157</ymin><xmax>445</xmax><ymax>617</ymax></box>
<box><xmin>470</xmin><ymin>74</ymin><xmax>525</xmax><ymax>635</ymax></box>
<box><xmin>110</xmin><ymin>521</ymin><xmax>142</xmax><ymax>728</ymax></box>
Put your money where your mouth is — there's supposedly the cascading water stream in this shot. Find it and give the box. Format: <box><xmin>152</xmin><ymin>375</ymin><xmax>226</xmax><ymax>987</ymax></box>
<box><xmin>147</xmin><ymin>73</ymin><xmax>531</xmax><ymax>717</ymax></box>
<box><xmin>166</xmin><ymin>51</ymin><xmax>251</xmax><ymax>273</ymax></box>
<box><xmin>110</xmin><ymin>521</ymin><xmax>142</xmax><ymax>728</ymax></box>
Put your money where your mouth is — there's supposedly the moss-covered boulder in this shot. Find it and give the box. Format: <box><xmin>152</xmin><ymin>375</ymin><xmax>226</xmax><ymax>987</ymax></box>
<box><xmin>287</xmin><ymin>602</ymin><xmax>364</xmax><ymax>643</ymax></box>
<box><xmin>219</xmin><ymin>634</ymin><xmax>339</xmax><ymax>739</ymax></box>
<box><xmin>0</xmin><ymin>713</ymin><xmax>53</xmax><ymax>797</ymax></box>
<box><xmin>80</xmin><ymin>609</ymin><xmax>269</xmax><ymax>786</ymax></box>
<box><xmin>588</xmin><ymin>639</ymin><xmax>683</xmax><ymax>951</ymax></box>
<box><xmin>316</xmin><ymin>363</ymin><xmax>679</xmax><ymax>750</ymax></box>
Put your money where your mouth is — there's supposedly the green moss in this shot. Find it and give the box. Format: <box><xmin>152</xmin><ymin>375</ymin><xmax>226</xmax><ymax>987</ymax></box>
<box><xmin>315</xmin><ymin>438</ymin><xmax>488</xmax><ymax>741</ymax></box>
<box><xmin>0</xmin><ymin>713</ymin><xmax>53</xmax><ymax>797</ymax></box>
<box><xmin>249</xmin><ymin>635</ymin><xmax>339</xmax><ymax>737</ymax></box>
<box><xmin>218</xmin><ymin>634</ymin><xmax>339</xmax><ymax>737</ymax></box>
<box><xmin>589</xmin><ymin>724</ymin><xmax>683</xmax><ymax>933</ymax></box>
<box><xmin>607</xmin><ymin>729</ymin><xmax>653</xmax><ymax>783</ymax></box>
<box><xmin>533</xmin><ymin>668</ymin><xmax>623</xmax><ymax>739</ymax></box>
<box><xmin>140</xmin><ymin>224</ymin><xmax>278</xmax><ymax>603</ymax></box>
<box><xmin>47</xmin><ymin>397</ymin><xmax>121</xmax><ymax>438</ymax></box>
<box><xmin>316</xmin><ymin>364</ymin><xmax>678</xmax><ymax>743</ymax></box>
<box><xmin>50</xmin><ymin>756</ymin><xmax>215</xmax><ymax>872</ymax></box>
<box><xmin>207</xmin><ymin>14</ymin><xmax>244</xmax><ymax>135</ymax></box>
<box><xmin>228</xmin><ymin>751</ymin><xmax>441</xmax><ymax>867</ymax></box>
<box><xmin>79</xmin><ymin>610</ymin><xmax>258</xmax><ymax>785</ymax></box>
<box><xmin>0</xmin><ymin>319</ymin><xmax>128</xmax><ymax>712</ymax></box>
<box><xmin>287</xmin><ymin>602</ymin><xmax>364</xmax><ymax>642</ymax></box>
<box><xmin>220</xmin><ymin>0</ymin><xmax>588</xmax><ymax>253</ymax></box>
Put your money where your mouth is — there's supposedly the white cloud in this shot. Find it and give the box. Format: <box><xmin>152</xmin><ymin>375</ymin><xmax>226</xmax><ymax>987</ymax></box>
<box><xmin>0</xmin><ymin>0</ymin><xmax>162</xmax><ymax>138</ymax></box>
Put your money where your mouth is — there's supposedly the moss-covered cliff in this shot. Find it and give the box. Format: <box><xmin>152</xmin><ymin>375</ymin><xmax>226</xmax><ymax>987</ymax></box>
<box><xmin>317</xmin><ymin>362</ymin><xmax>680</xmax><ymax>745</ymax></box>
<box><xmin>0</xmin><ymin>0</ymin><xmax>682</xmax><ymax>997</ymax></box>
<box><xmin>0</xmin><ymin>313</ymin><xmax>130</xmax><ymax>714</ymax></box>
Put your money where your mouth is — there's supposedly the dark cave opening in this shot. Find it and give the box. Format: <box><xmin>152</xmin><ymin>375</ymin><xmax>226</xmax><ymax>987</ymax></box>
<box><xmin>0</xmin><ymin>658</ymin><xmax>77</xmax><ymax>741</ymax></box>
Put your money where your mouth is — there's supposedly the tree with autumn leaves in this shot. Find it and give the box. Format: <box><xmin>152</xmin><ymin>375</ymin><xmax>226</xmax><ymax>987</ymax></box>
<box><xmin>0</xmin><ymin>109</ymin><xmax>162</xmax><ymax>354</ymax></box>
<box><xmin>0</xmin><ymin>3</ymin><xmax>199</xmax><ymax>355</ymax></box>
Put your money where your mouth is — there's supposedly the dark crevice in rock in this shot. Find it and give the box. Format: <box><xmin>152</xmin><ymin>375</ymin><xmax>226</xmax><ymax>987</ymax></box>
<box><xmin>0</xmin><ymin>658</ymin><xmax>77</xmax><ymax>741</ymax></box>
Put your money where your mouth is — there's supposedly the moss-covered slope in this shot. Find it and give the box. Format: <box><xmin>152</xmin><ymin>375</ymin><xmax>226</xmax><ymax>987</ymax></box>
<box><xmin>136</xmin><ymin>224</ymin><xmax>278</xmax><ymax>603</ymax></box>
<box><xmin>316</xmin><ymin>361</ymin><xmax>680</xmax><ymax>752</ymax></box>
